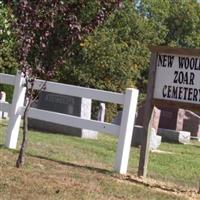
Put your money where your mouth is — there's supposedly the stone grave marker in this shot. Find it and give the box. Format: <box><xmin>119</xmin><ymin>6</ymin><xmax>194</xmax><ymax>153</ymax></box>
<box><xmin>29</xmin><ymin>91</ymin><xmax>98</xmax><ymax>139</ymax></box>
<box><xmin>0</xmin><ymin>91</ymin><xmax>8</xmax><ymax>119</ymax></box>
<box><xmin>112</xmin><ymin>111</ymin><xmax>162</xmax><ymax>150</ymax></box>
<box><xmin>97</xmin><ymin>103</ymin><xmax>105</xmax><ymax>122</ymax></box>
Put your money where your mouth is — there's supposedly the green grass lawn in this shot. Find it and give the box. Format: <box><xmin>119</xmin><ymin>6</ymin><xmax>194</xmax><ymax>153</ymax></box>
<box><xmin>1</xmin><ymin>120</ymin><xmax>200</xmax><ymax>200</ymax></box>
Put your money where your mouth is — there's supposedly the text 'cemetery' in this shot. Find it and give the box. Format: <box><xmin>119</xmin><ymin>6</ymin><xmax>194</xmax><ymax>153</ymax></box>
<box><xmin>154</xmin><ymin>54</ymin><xmax>200</xmax><ymax>103</ymax></box>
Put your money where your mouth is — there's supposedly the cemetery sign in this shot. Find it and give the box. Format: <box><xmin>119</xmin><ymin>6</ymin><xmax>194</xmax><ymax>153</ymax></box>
<box><xmin>151</xmin><ymin>46</ymin><xmax>200</xmax><ymax>109</ymax></box>
<box><xmin>138</xmin><ymin>46</ymin><xmax>200</xmax><ymax>177</ymax></box>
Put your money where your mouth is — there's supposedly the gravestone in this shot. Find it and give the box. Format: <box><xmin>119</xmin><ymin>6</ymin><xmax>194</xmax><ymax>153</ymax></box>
<box><xmin>112</xmin><ymin>112</ymin><xmax>162</xmax><ymax>149</ymax></box>
<box><xmin>0</xmin><ymin>91</ymin><xmax>8</xmax><ymax>119</ymax></box>
<box><xmin>158</xmin><ymin>107</ymin><xmax>178</xmax><ymax>130</ymax></box>
<box><xmin>136</xmin><ymin>103</ymin><xmax>200</xmax><ymax>140</ymax></box>
<box><xmin>158</xmin><ymin>128</ymin><xmax>190</xmax><ymax>144</ymax></box>
<box><xmin>29</xmin><ymin>91</ymin><xmax>98</xmax><ymax>139</ymax></box>
<box><xmin>151</xmin><ymin>107</ymin><xmax>161</xmax><ymax>131</ymax></box>
<box><xmin>177</xmin><ymin>109</ymin><xmax>200</xmax><ymax>139</ymax></box>
<box><xmin>158</xmin><ymin>107</ymin><xmax>200</xmax><ymax>139</ymax></box>
<box><xmin>131</xmin><ymin>126</ymin><xmax>161</xmax><ymax>150</ymax></box>
<box><xmin>136</xmin><ymin>104</ymin><xmax>161</xmax><ymax>131</ymax></box>
<box><xmin>97</xmin><ymin>103</ymin><xmax>105</xmax><ymax>122</ymax></box>
<box><xmin>150</xmin><ymin>128</ymin><xmax>162</xmax><ymax>150</ymax></box>
<box><xmin>0</xmin><ymin>91</ymin><xmax>3</xmax><ymax>118</ymax></box>
<box><xmin>112</xmin><ymin>110</ymin><xmax>122</xmax><ymax>125</ymax></box>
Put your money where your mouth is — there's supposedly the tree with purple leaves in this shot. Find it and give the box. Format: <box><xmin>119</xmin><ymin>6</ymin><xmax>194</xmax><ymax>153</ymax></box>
<box><xmin>10</xmin><ymin>0</ymin><xmax>123</xmax><ymax>168</ymax></box>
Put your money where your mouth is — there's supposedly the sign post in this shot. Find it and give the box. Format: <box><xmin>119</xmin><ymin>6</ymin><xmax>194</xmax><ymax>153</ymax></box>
<box><xmin>138</xmin><ymin>52</ymin><xmax>157</xmax><ymax>177</ymax></box>
<box><xmin>138</xmin><ymin>46</ymin><xmax>200</xmax><ymax>177</ymax></box>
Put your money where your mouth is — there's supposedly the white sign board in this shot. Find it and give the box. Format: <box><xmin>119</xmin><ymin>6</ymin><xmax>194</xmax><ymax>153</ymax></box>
<box><xmin>154</xmin><ymin>53</ymin><xmax>200</xmax><ymax>104</ymax></box>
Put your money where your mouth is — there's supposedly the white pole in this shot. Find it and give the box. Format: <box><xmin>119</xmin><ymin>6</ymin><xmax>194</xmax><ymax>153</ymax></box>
<box><xmin>114</xmin><ymin>88</ymin><xmax>139</xmax><ymax>174</ymax></box>
<box><xmin>5</xmin><ymin>72</ymin><xmax>26</xmax><ymax>149</ymax></box>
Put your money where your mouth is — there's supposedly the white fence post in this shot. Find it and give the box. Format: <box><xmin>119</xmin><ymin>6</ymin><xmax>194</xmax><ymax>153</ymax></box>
<box><xmin>5</xmin><ymin>72</ymin><xmax>26</xmax><ymax>149</ymax></box>
<box><xmin>114</xmin><ymin>88</ymin><xmax>139</xmax><ymax>174</ymax></box>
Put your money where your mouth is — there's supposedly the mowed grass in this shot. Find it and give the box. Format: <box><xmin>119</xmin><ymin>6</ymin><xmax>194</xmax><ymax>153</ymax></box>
<box><xmin>1</xmin><ymin>120</ymin><xmax>200</xmax><ymax>200</ymax></box>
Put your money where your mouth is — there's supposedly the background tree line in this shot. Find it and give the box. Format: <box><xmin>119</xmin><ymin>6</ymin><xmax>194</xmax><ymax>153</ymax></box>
<box><xmin>0</xmin><ymin>0</ymin><xmax>200</xmax><ymax>120</ymax></box>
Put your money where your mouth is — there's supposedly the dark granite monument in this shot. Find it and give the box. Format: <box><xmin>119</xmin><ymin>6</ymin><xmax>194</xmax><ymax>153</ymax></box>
<box><xmin>29</xmin><ymin>91</ymin><xmax>98</xmax><ymax>139</ymax></box>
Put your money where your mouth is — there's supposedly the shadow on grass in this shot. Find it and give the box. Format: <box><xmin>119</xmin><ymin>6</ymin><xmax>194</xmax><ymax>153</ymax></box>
<box><xmin>0</xmin><ymin>144</ymin><xmax>20</xmax><ymax>155</ymax></box>
<box><xmin>1</xmin><ymin>145</ymin><xmax>113</xmax><ymax>175</ymax></box>
<box><xmin>28</xmin><ymin>153</ymin><xmax>113</xmax><ymax>175</ymax></box>
<box><xmin>30</xmin><ymin>154</ymin><xmax>198</xmax><ymax>197</ymax></box>
<box><xmin>0</xmin><ymin>123</ymin><xmax>7</xmax><ymax>127</ymax></box>
<box><xmin>190</xmin><ymin>144</ymin><xmax>200</xmax><ymax>149</ymax></box>
<box><xmin>0</xmin><ymin>144</ymin><xmax>113</xmax><ymax>175</ymax></box>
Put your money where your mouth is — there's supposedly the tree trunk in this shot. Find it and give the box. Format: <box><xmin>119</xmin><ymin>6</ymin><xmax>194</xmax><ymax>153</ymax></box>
<box><xmin>16</xmin><ymin>80</ymin><xmax>33</xmax><ymax>168</ymax></box>
<box><xmin>16</xmin><ymin>104</ymin><xmax>29</xmax><ymax>168</ymax></box>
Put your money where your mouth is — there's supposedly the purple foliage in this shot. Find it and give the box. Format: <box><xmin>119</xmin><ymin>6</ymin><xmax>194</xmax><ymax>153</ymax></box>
<box><xmin>13</xmin><ymin>0</ymin><xmax>123</xmax><ymax>82</ymax></box>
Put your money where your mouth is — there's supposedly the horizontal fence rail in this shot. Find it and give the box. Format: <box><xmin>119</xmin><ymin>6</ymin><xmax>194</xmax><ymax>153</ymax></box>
<box><xmin>33</xmin><ymin>79</ymin><xmax>125</xmax><ymax>105</ymax></box>
<box><xmin>0</xmin><ymin>73</ymin><xmax>16</xmax><ymax>85</ymax></box>
<box><xmin>18</xmin><ymin>107</ymin><xmax>120</xmax><ymax>136</ymax></box>
<box><xmin>0</xmin><ymin>73</ymin><xmax>124</xmax><ymax>104</ymax></box>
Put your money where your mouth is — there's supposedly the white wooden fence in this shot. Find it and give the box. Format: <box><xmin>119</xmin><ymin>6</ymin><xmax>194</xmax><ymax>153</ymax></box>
<box><xmin>0</xmin><ymin>71</ymin><xmax>139</xmax><ymax>174</ymax></box>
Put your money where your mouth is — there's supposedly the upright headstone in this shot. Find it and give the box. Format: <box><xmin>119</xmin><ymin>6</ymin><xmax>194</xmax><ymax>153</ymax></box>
<box><xmin>151</xmin><ymin>107</ymin><xmax>161</xmax><ymax>131</ymax></box>
<box><xmin>176</xmin><ymin>109</ymin><xmax>200</xmax><ymax>139</ymax></box>
<box><xmin>136</xmin><ymin>104</ymin><xmax>161</xmax><ymax>131</ymax></box>
<box><xmin>158</xmin><ymin>107</ymin><xmax>178</xmax><ymax>130</ymax></box>
<box><xmin>112</xmin><ymin>112</ymin><xmax>162</xmax><ymax>150</ymax></box>
<box><xmin>112</xmin><ymin>110</ymin><xmax>122</xmax><ymax>125</ymax></box>
<box><xmin>0</xmin><ymin>92</ymin><xmax>2</xmax><ymax>119</ymax></box>
<box><xmin>97</xmin><ymin>103</ymin><xmax>106</xmax><ymax>122</ymax></box>
<box><xmin>137</xmin><ymin>103</ymin><xmax>200</xmax><ymax>140</ymax></box>
<box><xmin>80</xmin><ymin>98</ymin><xmax>98</xmax><ymax>139</ymax></box>
<box><xmin>29</xmin><ymin>91</ymin><xmax>98</xmax><ymax>139</ymax></box>
<box><xmin>149</xmin><ymin>128</ymin><xmax>162</xmax><ymax>150</ymax></box>
<box><xmin>0</xmin><ymin>91</ymin><xmax>8</xmax><ymax>119</ymax></box>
